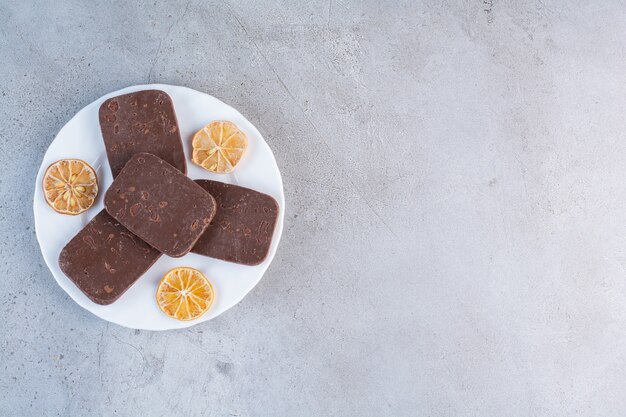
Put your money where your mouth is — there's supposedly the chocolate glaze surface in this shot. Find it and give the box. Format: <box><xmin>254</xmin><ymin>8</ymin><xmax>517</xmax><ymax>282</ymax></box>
<box><xmin>192</xmin><ymin>180</ymin><xmax>279</xmax><ymax>265</ymax></box>
<box><xmin>105</xmin><ymin>153</ymin><xmax>216</xmax><ymax>257</ymax></box>
<box><xmin>99</xmin><ymin>89</ymin><xmax>186</xmax><ymax>177</ymax></box>
<box><xmin>58</xmin><ymin>210</ymin><xmax>162</xmax><ymax>305</ymax></box>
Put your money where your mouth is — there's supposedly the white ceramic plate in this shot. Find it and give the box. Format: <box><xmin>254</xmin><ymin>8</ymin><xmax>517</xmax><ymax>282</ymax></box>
<box><xmin>33</xmin><ymin>84</ymin><xmax>284</xmax><ymax>330</ymax></box>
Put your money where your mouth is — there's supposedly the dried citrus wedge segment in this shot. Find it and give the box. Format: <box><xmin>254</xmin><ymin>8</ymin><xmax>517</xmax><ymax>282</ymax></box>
<box><xmin>156</xmin><ymin>267</ymin><xmax>214</xmax><ymax>321</ymax></box>
<box><xmin>42</xmin><ymin>159</ymin><xmax>98</xmax><ymax>215</ymax></box>
<box><xmin>192</xmin><ymin>121</ymin><xmax>248</xmax><ymax>173</ymax></box>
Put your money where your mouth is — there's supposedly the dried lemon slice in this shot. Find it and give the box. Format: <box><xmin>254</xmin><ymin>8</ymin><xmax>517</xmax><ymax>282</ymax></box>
<box><xmin>192</xmin><ymin>121</ymin><xmax>248</xmax><ymax>173</ymax></box>
<box><xmin>42</xmin><ymin>159</ymin><xmax>98</xmax><ymax>215</ymax></box>
<box><xmin>156</xmin><ymin>267</ymin><xmax>214</xmax><ymax>321</ymax></box>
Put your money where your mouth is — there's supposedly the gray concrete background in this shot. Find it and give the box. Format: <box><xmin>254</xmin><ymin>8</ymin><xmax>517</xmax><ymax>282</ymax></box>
<box><xmin>1</xmin><ymin>0</ymin><xmax>626</xmax><ymax>415</ymax></box>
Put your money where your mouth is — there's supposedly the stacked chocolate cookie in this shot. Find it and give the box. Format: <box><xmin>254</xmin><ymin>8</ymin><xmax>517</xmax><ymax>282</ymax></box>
<box><xmin>58</xmin><ymin>90</ymin><xmax>278</xmax><ymax>305</ymax></box>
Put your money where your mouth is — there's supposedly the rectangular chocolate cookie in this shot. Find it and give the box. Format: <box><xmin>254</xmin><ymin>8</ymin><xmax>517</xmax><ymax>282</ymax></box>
<box><xmin>191</xmin><ymin>180</ymin><xmax>279</xmax><ymax>266</ymax></box>
<box><xmin>99</xmin><ymin>89</ymin><xmax>186</xmax><ymax>177</ymax></box>
<box><xmin>59</xmin><ymin>210</ymin><xmax>162</xmax><ymax>305</ymax></box>
<box><xmin>104</xmin><ymin>153</ymin><xmax>217</xmax><ymax>257</ymax></box>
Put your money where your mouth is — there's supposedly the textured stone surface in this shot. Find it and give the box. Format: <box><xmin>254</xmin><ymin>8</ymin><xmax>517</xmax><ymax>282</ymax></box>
<box><xmin>2</xmin><ymin>0</ymin><xmax>626</xmax><ymax>416</ymax></box>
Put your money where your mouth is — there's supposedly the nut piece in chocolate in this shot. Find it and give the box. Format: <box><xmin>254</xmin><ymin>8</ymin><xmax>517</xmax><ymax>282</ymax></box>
<box><xmin>192</xmin><ymin>180</ymin><xmax>279</xmax><ymax>265</ymax></box>
<box><xmin>104</xmin><ymin>153</ymin><xmax>217</xmax><ymax>258</ymax></box>
<box><xmin>99</xmin><ymin>89</ymin><xmax>186</xmax><ymax>177</ymax></box>
<box><xmin>58</xmin><ymin>210</ymin><xmax>162</xmax><ymax>305</ymax></box>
